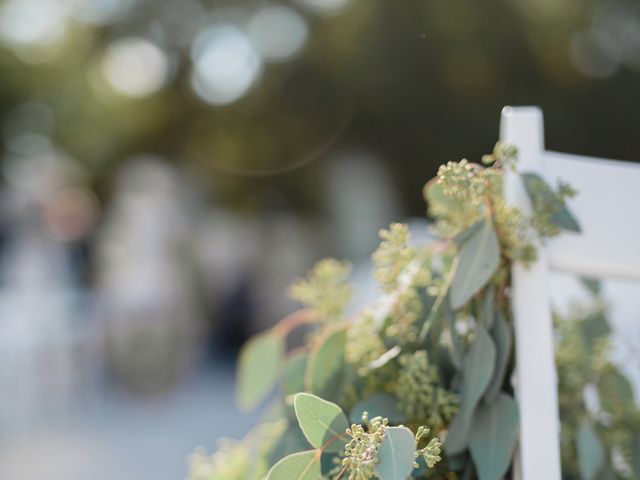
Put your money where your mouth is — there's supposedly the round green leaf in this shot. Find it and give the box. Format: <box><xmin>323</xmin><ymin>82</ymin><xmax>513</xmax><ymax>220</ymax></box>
<box><xmin>236</xmin><ymin>330</ymin><xmax>284</xmax><ymax>411</ymax></box>
<box><xmin>349</xmin><ymin>393</ymin><xmax>406</xmax><ymax>424</ymax></box>
<box><xmin>375</xmin><ymin>426</ymin><xmax>417</xmax><ymax>480</ymax></box>
<box><xmin>305</xmin><ymin>327</ymin><xmax>346</xmax><ymax>401</ymax></box>
<box><xmin>469</xmin><ymin>393</ymin><xmax>519</xmax><ymax>480</ymax></box>
<box><xmin>293</xmin><ymin>393</ymin><xmax>349</xmax><ymax>452</ymax></box>
<box><xmin>450</xmin><ymin>220</ymin><xmax>500</xmax><ymax>310</ymax></box>
<box><xmin>577</xmin><ymin>420</ymin><xmax>605</xmax><ymax>480</ymax></box>
<box><xmin>266</xmin><ymin>450</ymin><xmax>322</xmax><ymax>480</ymax></box>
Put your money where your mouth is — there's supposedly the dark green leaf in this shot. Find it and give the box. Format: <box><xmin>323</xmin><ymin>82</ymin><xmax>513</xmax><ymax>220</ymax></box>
<box><xmin>349</xmin><ymin>393</ymin><xmax>406</xmax><ymax>424</ymax></box>
<box><xmin>236</xmin><ymin>330</ymin><xmax>284</xmax><ymax>411</ymax></box>
<box><xmin>484</xmin><ymin>311</ymin><xmax>512</xmax><ymax>402</ymax></box>
<box><xmin>469</xmin><ymin>393</ymin><xmax>519</xmax><ymax>480</ymax></box>
<box><xmin>375</xmin><ymin>426</ymin><xmax>417</xmax><ymax>480</ymax></box>
<box><xmin>270</xmin><ymin>422</ymin><xmax>312</xmax><ymax>465</ymax></box>
<box><xmin>480</xmin><ymin>285</ymin><xmax>495</xmax><ymax>329</ymax></box>
<box><xmin>305</xmin><ymin>327</ymin><xmax>346</xmax><ymax>401</ymax></box>
<box><xmin>450</xmin><ymin>220</ymin><xmax>500</xmax><ymax>310</ymax></box>
<box><xmin>293</xmin><ymin>393</ymin><xmax>349</xmax><ymax>452</ymax></box>
<box><xmin>266</xmin><ymin>450</ymin><xmax>322</xmax><ymax>480</ymax></box>
<box><xmin>445</xmin><ymin>299</ymin><xmax>464</xmax><ymax>370</ymax></box>
<box><xmin>580</xmin><ymin>311</ymin><xmax>610</xmax><ymax>349</ymax></box>
<box><xmin>577</xmin><ymin>420</ymin><xmax>605</xmax><ymax>480</ymax></box>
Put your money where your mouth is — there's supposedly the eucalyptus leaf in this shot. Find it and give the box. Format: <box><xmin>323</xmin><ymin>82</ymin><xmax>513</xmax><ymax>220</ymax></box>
<box><xmin>306</xmin><ymin>327</ymin><xmax>346</xmax><ymax>401</ymax></box>
<box><xmin>580</xmin><ymin>310</ymin><xmax>610</xmax><ymax>349</ymax></box>
<box><xmin>450</xmin><ymin>220</ymin><xmax>500</xmax><ymax>310</ymax></box>
<box><xmin>293</xmin><ymin>393</ymin><xmax>349</xmax><ymax>452</ymax></box>
<box><xmin>445</xmin><ymin>298</ymin><xmax>463</xmax><ymax>370</ymax></box>
<box><xmin>349</xmin><ymin>393</ymin><xmax>406</xmax><ymax>424</ymax></box>
<box><xmin>446</xmin><ymin>324</ymin><xmax>496</xmax><ymax>455</ymax></box>
<box><xmin>375</xmin><ymin>426</ymin><xmax>417</xmax><ymax>480</ymax></box>
<box><xmin>577</xmin><ymin>420</ymin><xmax>605</xmax><ymax>480</ymax></box>
<box><xmin>237</xmin><ymin>330</ymin><xmax>284</xmax><ymax>411</ymax></box>
<box><xmin>284</xmin><ymin>350</ymin><xmax>308</xmax><ymax>396</ymax></box>
<box><xmin>266</xmin><ymin>450</ymin><xmax>322</xmax><ymax>480</ymax></box>
<box><xmin>480</xmin><ymin>286</ymin><xmax>495</xmax><ymax>329</ymax></box>
<box><xmin>483</xmin><ymin>311</ymin><xmax>512</xmax><ymax>403</ymax></box>
<box><xmin>270</xmin><ymin>422</ymin><xmax>312</xmax><ymax>465</ymax></box>
<box><xmin>469</xmin><ymin>393</ymin><xmax>518</xmax><ymax>480</ymax></box>
<box><xmin>597</xmin><ymin>370</ymin><xmax>635</xmax><ymax>412</ymax></box>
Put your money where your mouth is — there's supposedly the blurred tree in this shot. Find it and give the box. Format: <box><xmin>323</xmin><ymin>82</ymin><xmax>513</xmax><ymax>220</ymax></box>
<box><xmin>1</xmin><ymin>0</ymin><xmax>639</xmax><ymax>215</ymax></box>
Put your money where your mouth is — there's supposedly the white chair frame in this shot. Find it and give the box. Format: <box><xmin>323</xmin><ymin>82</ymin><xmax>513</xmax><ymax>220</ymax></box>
<box><xmin>500</xmin><ymin>106</ymin><xmax>640</xmax><ymax>480</ymax></box>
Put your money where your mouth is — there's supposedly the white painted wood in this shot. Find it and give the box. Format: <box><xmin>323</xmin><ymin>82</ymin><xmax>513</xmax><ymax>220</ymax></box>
<box><xmin>545</xmin><ymin>151</ymin><xmax>640</xmax><ymax>281</ymax></box>
<box><xmin>500</xmin><ymin>106</ymin><xmax>640</xmax><ymax>479</ymax></box>
<box><xmin>500</xmin><ymin>106</ymin><xmax>562</xmax><ymax>480</ymax></box>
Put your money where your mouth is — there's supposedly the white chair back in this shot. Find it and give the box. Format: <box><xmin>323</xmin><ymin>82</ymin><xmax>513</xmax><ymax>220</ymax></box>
<box><xmin>500</xmin><ymin>106</ymin><xmax>640</xmax><ymax>479</ymax></box>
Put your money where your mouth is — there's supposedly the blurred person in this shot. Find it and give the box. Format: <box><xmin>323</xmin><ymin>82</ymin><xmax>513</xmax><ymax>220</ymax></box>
<box><xmin>97</xmin><ymin>156</ymin><xmax>204</xmax><ymax>394</ymax></box>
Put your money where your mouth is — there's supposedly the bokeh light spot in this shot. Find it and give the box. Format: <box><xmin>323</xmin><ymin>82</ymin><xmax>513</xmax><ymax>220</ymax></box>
<box><xmin>191</xmin><ymin>24</ymin><xmax>261</xmax><ymax>106</ymax></box>
<box><xmin>100</xmin><ymin>37</ymin><xmax>170</xmax><ymax>98</ymax></box>
<box><xmin>248</xmin><ymin>5</ymin><xmax>309</xmax><ymax>62</ymax></box>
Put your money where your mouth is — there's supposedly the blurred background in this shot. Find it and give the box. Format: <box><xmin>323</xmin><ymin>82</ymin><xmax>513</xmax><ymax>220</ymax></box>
<box><xmin>0</xmin><ymin>0</ymin><xmax>639</xmax><ymax>479</ymax></box>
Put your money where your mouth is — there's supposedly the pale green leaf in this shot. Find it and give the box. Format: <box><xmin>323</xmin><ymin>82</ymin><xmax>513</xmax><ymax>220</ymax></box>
<box><xmin>294</xmin><ymin>393</ymin><xmax>349</xmax><ymax>452</ymax></box>
<box><xmin>284</xmin><ymin>350</ymin><xmax>308</xmax><ymax>396</ymax></box>
<box><xmin>469</xmin><ymin>393</ymin><xmax>519</xmax><ymax>480</ymax></box>
<box><xmin>375</xmin><ymin>426</ymin><xmax>417</xmax><ymax>480</ymax></box>
<box><xmin>305</xmin><ymin>327</ymin><xmax>347</xmax><ymax>401</ymax></box>
<box><xmin>450</xmin><ymin>220</ymin><xmax>500</xmax><ymax>310</ymax></box>
<box><xmin>577</xmin><ymin>420</ymin><xmax>605</xmax><ymax>480</ymax></box>
<box><xmin>349</xmin><ymin>393</ymin><xmax>406</xmax><ymax>424</ymax></box>
<box><xmin>483</xmin><ymin>311</ymin><xmax>512</xmax><ymax>402</ymax></box>
<box><xmin>236</xmin><ymin>330</ymin><xmax>284</xmax><ymax>411</ymax></box>
<box><xmin>266</xmin><ymin>450</ymin><xmax>322</xmax><ymax>480</ymax></box>
<box><xmin>446</xmin><ymin>324</ymin><xmax>496</xmax><ymax>455</ymax></box>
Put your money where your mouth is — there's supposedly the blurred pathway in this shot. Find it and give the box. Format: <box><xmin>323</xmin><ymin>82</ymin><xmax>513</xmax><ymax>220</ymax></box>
<box><xmin>0</xmin><ymin>364</ymin><xmax>259</xmax><ymax>480</ymax></box>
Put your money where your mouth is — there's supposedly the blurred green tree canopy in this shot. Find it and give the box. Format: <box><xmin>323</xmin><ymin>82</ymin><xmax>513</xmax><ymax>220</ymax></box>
<box><xmin>1</xmin><ymin>0</ymin><xmax>639</xmax><ymax>214</ymax></box>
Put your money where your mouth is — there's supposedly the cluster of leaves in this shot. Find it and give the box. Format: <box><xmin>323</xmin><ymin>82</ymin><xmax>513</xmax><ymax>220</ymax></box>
<box><xmin>554</xmin><ymin>280</ymin><xmax>640</xmax><ymax>480</ymax></box>
<box><xmin>188</xmin><ymin>142</ymin><xmax>581</xmax><ymax>480</ymax></box>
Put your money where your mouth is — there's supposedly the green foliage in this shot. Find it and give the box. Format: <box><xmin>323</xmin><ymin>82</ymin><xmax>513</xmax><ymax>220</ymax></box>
<box><xmin>555</xmin><ymin>285</ymin><xmax>640</xmax><ymax>480</ymax></box>
<box><xmin>450</xmin><ymin>220</ymin><xmax>500</xmax><ymax>310</ymax></box>
<box><xmin>289</xmin><ymin>259</ymin><xmax>354</xmax><ymax>324</ymax></box>
<box><xmin>236</xmin><ymin>331</ymin><xmax>284</xmax><ymax>411</ymax></box>
<box><xmin>192</xmin><ymin>142</ymin><xmax>583</xmax><ymax>479</ymax></box>
<box><xmin>469</xmin><ymin>393</ymin><xmax>519</xmax><ymax>480</ymax></box>
<box><xmin>294</xmin><ymin>393</ymin><xmax>350</xmax><ymax>452</ymax></box>
<box><xmin>267</xmin><ymin>450</ymin><xmax>322</xmax><ymax>480</ymax></box>
<box><xmin>375</xmin><ymin>426</ymin><xmax>417</xmax><ymax>480</ymax></box>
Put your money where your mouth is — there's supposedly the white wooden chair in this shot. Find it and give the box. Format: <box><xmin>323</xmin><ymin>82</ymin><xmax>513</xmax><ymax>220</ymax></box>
<box><xmin>500</xmin><ymin>106</ymin><xmax>640</xmax><ymax>480</ymax></box>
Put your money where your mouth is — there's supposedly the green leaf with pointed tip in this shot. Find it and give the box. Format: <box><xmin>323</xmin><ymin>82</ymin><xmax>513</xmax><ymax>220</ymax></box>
<box><xmin>446</xmin><ymin>324</ymin><xmax>496</xmax><ymax>455</ymax></box>
<box><xmin>597</xmin><ymin>370</ymin><xmax>635</xmax><ymax>412</ymax></box>
<box><xmin>284</xmin><ymin>351</ymin><xmax>308</xmax><ymax>396</ymax></box>
<box><xmin>469</xmin><ymin>393</ymin><xmax>518</xmax><ymax>480</ymax></box>
<box><xmin>236</xmin><ymin>330</ymin><xmax>284</xmax><ymax>411</ymax></box>
<box><xmin>577</xmin><ymin>421</ymin><xmax>605</xmax><ymax>480</ymax></box>
<box><xmin>349</xmin><ymin>393</ymin><xmax>406</xmax><ymax>424</ymax></box>
<box><xmin>375</xmin><ymin>426</ymin><xmax>417</xmax><ymax>480</ymax></box>
<box><xmin>305</xmin><ymin>327</ymin><xmax>346</xmax><ymax>401</ymax></box>
<box><xmin>294</xmin><ymin>393</ymin><xmax>349</xmax><ymax>452</ymax></box>
<box><xmin>266</xmin><ymin>450</ymin><xmax>322</xmax><ymax>480</ymax></box>
<box><xmin>484</xmin><ymin>311</ymin><xmax>512</xmax><ymax>403</ymax></box>
<box><xmin>450</xmin><ymin>220</ymin><xmax>500</xmax><ymax>310</ymax></box>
